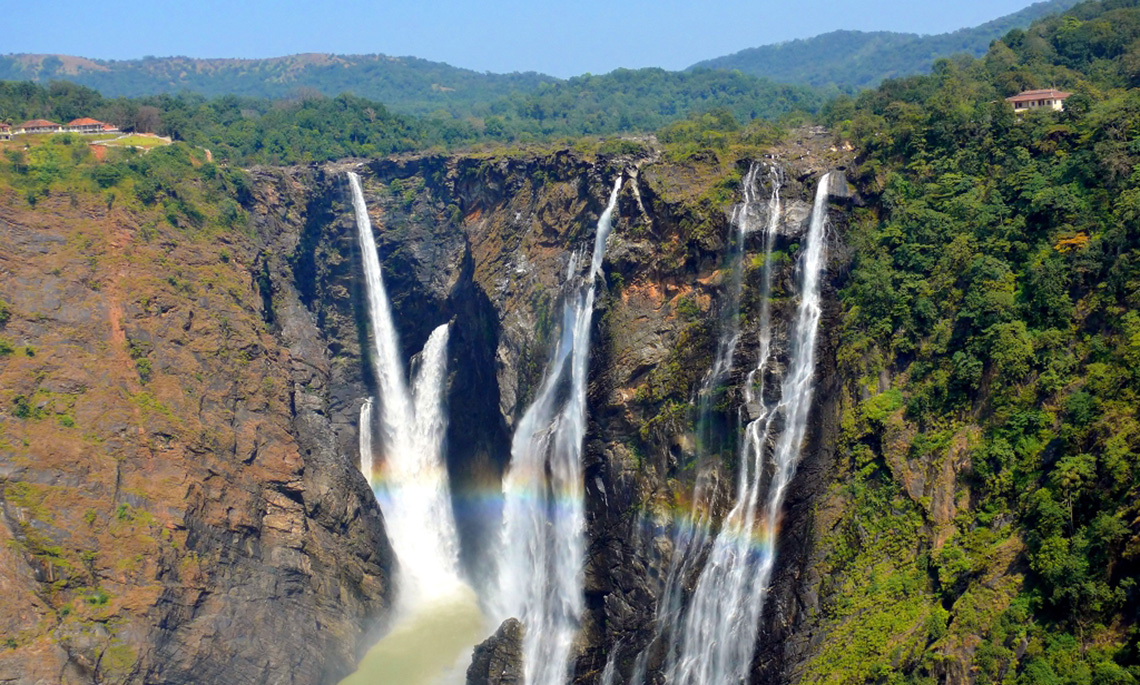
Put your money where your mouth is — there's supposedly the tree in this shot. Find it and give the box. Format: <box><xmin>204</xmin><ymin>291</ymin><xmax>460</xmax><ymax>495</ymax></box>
<box><xmin>134</xmin><ymin>106</ymin><xmax>161</xmax><ymax>134</ymax></box>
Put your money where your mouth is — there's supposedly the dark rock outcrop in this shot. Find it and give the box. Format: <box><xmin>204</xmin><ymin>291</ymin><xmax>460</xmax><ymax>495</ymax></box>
<box><xmin>466</xmin><ymin>618</ymin><xmax>524</xmax><ymax>685</ymax></box>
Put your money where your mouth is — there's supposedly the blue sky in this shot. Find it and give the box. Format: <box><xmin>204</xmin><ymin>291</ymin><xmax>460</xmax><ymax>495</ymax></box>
<box><xmin>4</xmin><ymin>0</ymin><xmax>1044</xmax><ymax>78</ymax></box>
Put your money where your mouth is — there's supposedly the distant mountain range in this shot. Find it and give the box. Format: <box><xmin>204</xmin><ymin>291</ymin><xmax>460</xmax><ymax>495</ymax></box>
<box><xmin>688</xmin><ymin>0</ymin><xmax>1084</xmax><ymax>91</ymax></box>
<box><xmin>0</xmin><ymin>0</ymin><xmax>1084</xmax><ymax>112</ymax></box>
<box><xmin>0</xmin><ymin>53</ymin><xmax>553</xmax><ymax>117</ymax></box>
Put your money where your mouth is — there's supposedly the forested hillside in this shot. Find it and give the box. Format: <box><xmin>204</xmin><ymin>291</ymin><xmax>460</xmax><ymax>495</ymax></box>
<box><xmin>692</xmin><ymin>0</ymin><xmax>1082</xmax><ymax>91</ymax></box>
<box><xmin>0</xmin><ymin>53</ymin><xmax>821</xmax><ymax>127</ymax></box>
<box><xmin>800</xmin><ymin>0</ymin><xmax>1140</xmax><ymax>680</ymax></box>
<box><xmin>0</xmin><ymin>70</ymin><xmax>819</xmax><ymax>165</ymax></box>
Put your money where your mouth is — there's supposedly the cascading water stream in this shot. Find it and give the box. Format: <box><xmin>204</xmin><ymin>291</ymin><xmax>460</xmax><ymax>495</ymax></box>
<box><xmin>348</xmin><ymin>171</ymin><xmax>464</xmax><ymax>610</ymax></box>
<box><xmin>694</xmin><ymin>161</ymin><xmax>761</xmax><ymax>450</ymax></box>
<box><xmin>601</xmin><ymin>651</ymin><xmax>620</xmax><ymax>685</ymax></box>
<box><xmin>665</xmin><ymin>172</ymin><xmax>829</xmax><ymax>684</ymax></box>
<box><xmin>494</xmin><ymin>176</ymin><xmax>623</xmax><ymax>685</ymax></box>
<box><xmin>359</xmin><ymin>397</ymin><xmax>374</xmax><ymax>488</ymax></box>
<box><xmin>631</xmin><ymin>163</ymin><xmax>769</xmax><ymax>684</ymax></box>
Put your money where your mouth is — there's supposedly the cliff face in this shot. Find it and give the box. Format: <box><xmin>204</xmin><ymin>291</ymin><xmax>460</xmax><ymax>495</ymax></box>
<box><xmin>0</xmin><ymin>131</ymin><xmax>854</xmax><ymax>684</ymax></box>
<box><xmin>0</xmin><ymin>174</ymin><xmax>393</xmax><ymax>684</ymax></box>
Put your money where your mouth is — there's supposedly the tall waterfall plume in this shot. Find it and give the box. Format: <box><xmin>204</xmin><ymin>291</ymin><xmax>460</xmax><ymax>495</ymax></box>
<box><xmin>348</xmin><ymin>171</ymin><xmax>463</xmax><ymax>610</ymax></box>
<box><xmin>666</xmin><ymin>171</ymin><xmax>829</xmax><ymax>684</ymax></box>
<box><xmin>494</xmin><ymin>176</ymin><xmax>623</xmax><ymax>685</ymax></box>
<box><xmin>695</xmin><ymin>161</ymin><xmax>762</xmax><ymax>445</ymax></box>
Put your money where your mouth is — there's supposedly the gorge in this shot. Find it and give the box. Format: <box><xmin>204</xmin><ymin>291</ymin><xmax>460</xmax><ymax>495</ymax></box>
<box><xmin>336</xmin><ymin>149</ymin><xmax>842</xmax><ymax>684</ymax></box>
<box><xmin>335</xmin><ymin>145</ymin><xmax>848</xmax><ymax>684</ymax></box>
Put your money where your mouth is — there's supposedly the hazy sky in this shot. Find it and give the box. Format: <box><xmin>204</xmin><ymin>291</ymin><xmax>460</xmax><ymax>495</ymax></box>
<box><xmin>3</xmin><ymin>0</ymin><xmax>1044</xmax><ymax>78</ymax></box>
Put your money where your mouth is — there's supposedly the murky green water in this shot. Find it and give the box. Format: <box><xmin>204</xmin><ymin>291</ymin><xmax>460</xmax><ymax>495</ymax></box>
<box><xmin>339</xmin><ymin>587</ymin><xmax>487</xmax><ymax>685</ymax></box>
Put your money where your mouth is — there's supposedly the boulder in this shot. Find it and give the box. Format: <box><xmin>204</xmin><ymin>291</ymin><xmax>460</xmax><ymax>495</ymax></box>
<box><xmin>467</xmin><ymin>618</ymin><xmax>525</xmax><ymax>685</ymax></box>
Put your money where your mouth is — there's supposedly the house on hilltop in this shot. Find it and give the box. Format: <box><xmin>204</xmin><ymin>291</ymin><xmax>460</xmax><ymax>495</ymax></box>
<box><xmin>68</xmin><ymin>117</ymin><xmax>118</xmax><ymax>134</ymax></box>
<box><xmin>1006</xmin><ymin>89</ymin><xmax>1072</xmax><ymax>113</ymax></box>
<box><xmin>16</xmin><ymin>119</ymin><xmax>62</xmax><ymax>134</ymax></box>
<box><xmin>6</xmin><ymin>118</ymin><xmax>120</xmax><ymax>136</ymax></box>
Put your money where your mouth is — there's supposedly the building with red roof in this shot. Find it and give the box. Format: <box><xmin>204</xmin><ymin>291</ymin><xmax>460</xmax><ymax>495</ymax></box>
<box><xmin>68</xmin><ymin>117</ymin><xmax>119</xmax><ymax>134</ymax></box>
<box><xmin>1006</xmin><ymin>89</ymin><xmax>1073</xmax><ymax>113</ymax></box>
<box><xmin>67</xmin><ymin>117</ymin><xmax>109</xmax><ymax>133</ymax></box>
<box><xmin>0</xmin><ymin>123</ymin><xmax>10</xmax><ymax>141</ymax></box>
<box><xmin>6</xmin><ymin>117</ymin><xmax>119</xmax><ymax>137</ymax></box>
<box><xmin>16</xmin><ymin>119</ymin><xmax>62</xmax><ymax>134</ymax></box>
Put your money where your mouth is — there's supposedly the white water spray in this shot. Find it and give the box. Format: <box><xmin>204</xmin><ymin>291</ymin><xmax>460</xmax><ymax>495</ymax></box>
<box><xmin>494</xmin><ymin>176</ymin><xmax>623</xmax><ymax>685</ymax></box>
<box><xmin>348</xmin><ymin>171</ymin><xmax>464</xmax><ymax>610</ymax></box>
<box><xmin>359</xmin><ymin>397</ymin><xmax>374</xmax><ymax>488</ymax></box>
<box><xmin>601</xmin><ymin>651</ymin><xmax>619</xmax><ymax>685</ymax></box>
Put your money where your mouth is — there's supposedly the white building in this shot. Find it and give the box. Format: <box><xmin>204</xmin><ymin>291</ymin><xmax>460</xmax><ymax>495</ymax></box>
<box><xmin>1006</xmin><ymin>89</ymin><xmax>1072</xmax><ymax>113</ymax></box>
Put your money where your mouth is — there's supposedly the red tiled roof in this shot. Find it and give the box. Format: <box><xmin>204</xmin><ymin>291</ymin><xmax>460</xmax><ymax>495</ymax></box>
<box><xmin>0</xmin><ymin>123</ymin><xmax>9</xmax><ymax>130</ymax></box>
<box><xmin>68</xmin><ymin>117</ymin><xmax>105</xmax><ymax>126</ymax></box>
<box><xmin>102</xmin><ymin>123</ymin><xmax>118</xmax><ymax>131</ymax></box>
<box><xmin>1006</xmin><ymin>89</ymin><xmax>1073</xmax><ymax>103</ymax></box>
<box><xmin>19</xmin><ymin>119</ymin><xmax>60</xmax><ymax>128</ymax></box>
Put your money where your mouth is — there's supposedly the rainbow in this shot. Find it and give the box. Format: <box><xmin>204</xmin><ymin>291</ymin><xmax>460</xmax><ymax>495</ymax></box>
<box><xmin>363</xmin><ymin>464</ymin><xmax>782</xmax><ymax>562</ymax></box>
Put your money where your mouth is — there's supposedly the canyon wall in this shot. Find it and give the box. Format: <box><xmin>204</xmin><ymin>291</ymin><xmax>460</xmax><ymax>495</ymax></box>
<box><xmin>0</xmin><ymin>168</ymin><xmax>394</xmax><ymax>684</ymax></box>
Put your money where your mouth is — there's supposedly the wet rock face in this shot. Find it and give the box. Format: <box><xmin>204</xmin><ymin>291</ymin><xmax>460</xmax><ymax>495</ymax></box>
<box><xmin>593</xmin><ymin>157</ymin><xmax>849</xmax><ymax>675</ymax></box>
<box><xmin>467</xmin><ymin>618</ymin><xmax>525</xmax><ymax>685</ymax></box>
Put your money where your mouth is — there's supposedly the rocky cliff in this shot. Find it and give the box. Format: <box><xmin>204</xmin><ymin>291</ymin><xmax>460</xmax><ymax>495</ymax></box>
<box><xmin>0</xmin><ymin>170</ymin><xmax>393</xmax><ymax>684</ymax></box>
<box><xmin>263</xmin><ymin>132</ymin><xmax>856</xmax><ymax>683</ymax></box>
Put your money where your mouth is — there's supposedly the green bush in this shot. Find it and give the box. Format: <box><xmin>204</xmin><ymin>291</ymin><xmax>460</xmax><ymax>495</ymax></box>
<box><xmin>12</xmin><ymin>395</ymin><xmax>32</xmax><ymax>419</ymax></box>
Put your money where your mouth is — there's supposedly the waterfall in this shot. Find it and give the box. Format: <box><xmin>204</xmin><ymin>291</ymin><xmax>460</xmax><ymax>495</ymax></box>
<box><xmin>693</xmin><ymin>162</ymin><xmax>763</xmax><ymax>460</ymax></box>
<box><xmin>494</xmin><ymin>176</ymin><xmax>623</xmax><ymax>685</ymax></box>
<box><xmin>359</xmin><ymin>397</ymin><xmax>374</xmax><ymax>488</ymax></box>
<box><xmin>664</xmin><ymin>171</ymin><xmax>828</xmax><ymax>684</ymax></box>
<box><xmin>348</xmin><ymin>171</ymin><xmax>464</xmax><ymax>610</ymax></box>
<box><xmin>632</xmin><ymin>162</ymin><xmax>770</xmax><ymax>683</ymax></box>
<box><xmin>601</xmin><ymin>651</ymin><xmax>619</xmax><ymax>685</ymax></box>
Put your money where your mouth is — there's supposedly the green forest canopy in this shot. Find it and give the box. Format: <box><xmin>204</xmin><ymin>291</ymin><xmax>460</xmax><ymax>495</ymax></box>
<box><xmin>690</xmin><ymin>0</ymin><xmax>1083</xmax><ymax>91</ymax></box>
<box><xmin>0</xmin><ymin>68</ymin><xmax>822</xmax><ymax>165</ymax></box>
<box><xmin>810</xmin><ymin>0</ymin><xmax>1140</xmax><ymax>681</ymax></box>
